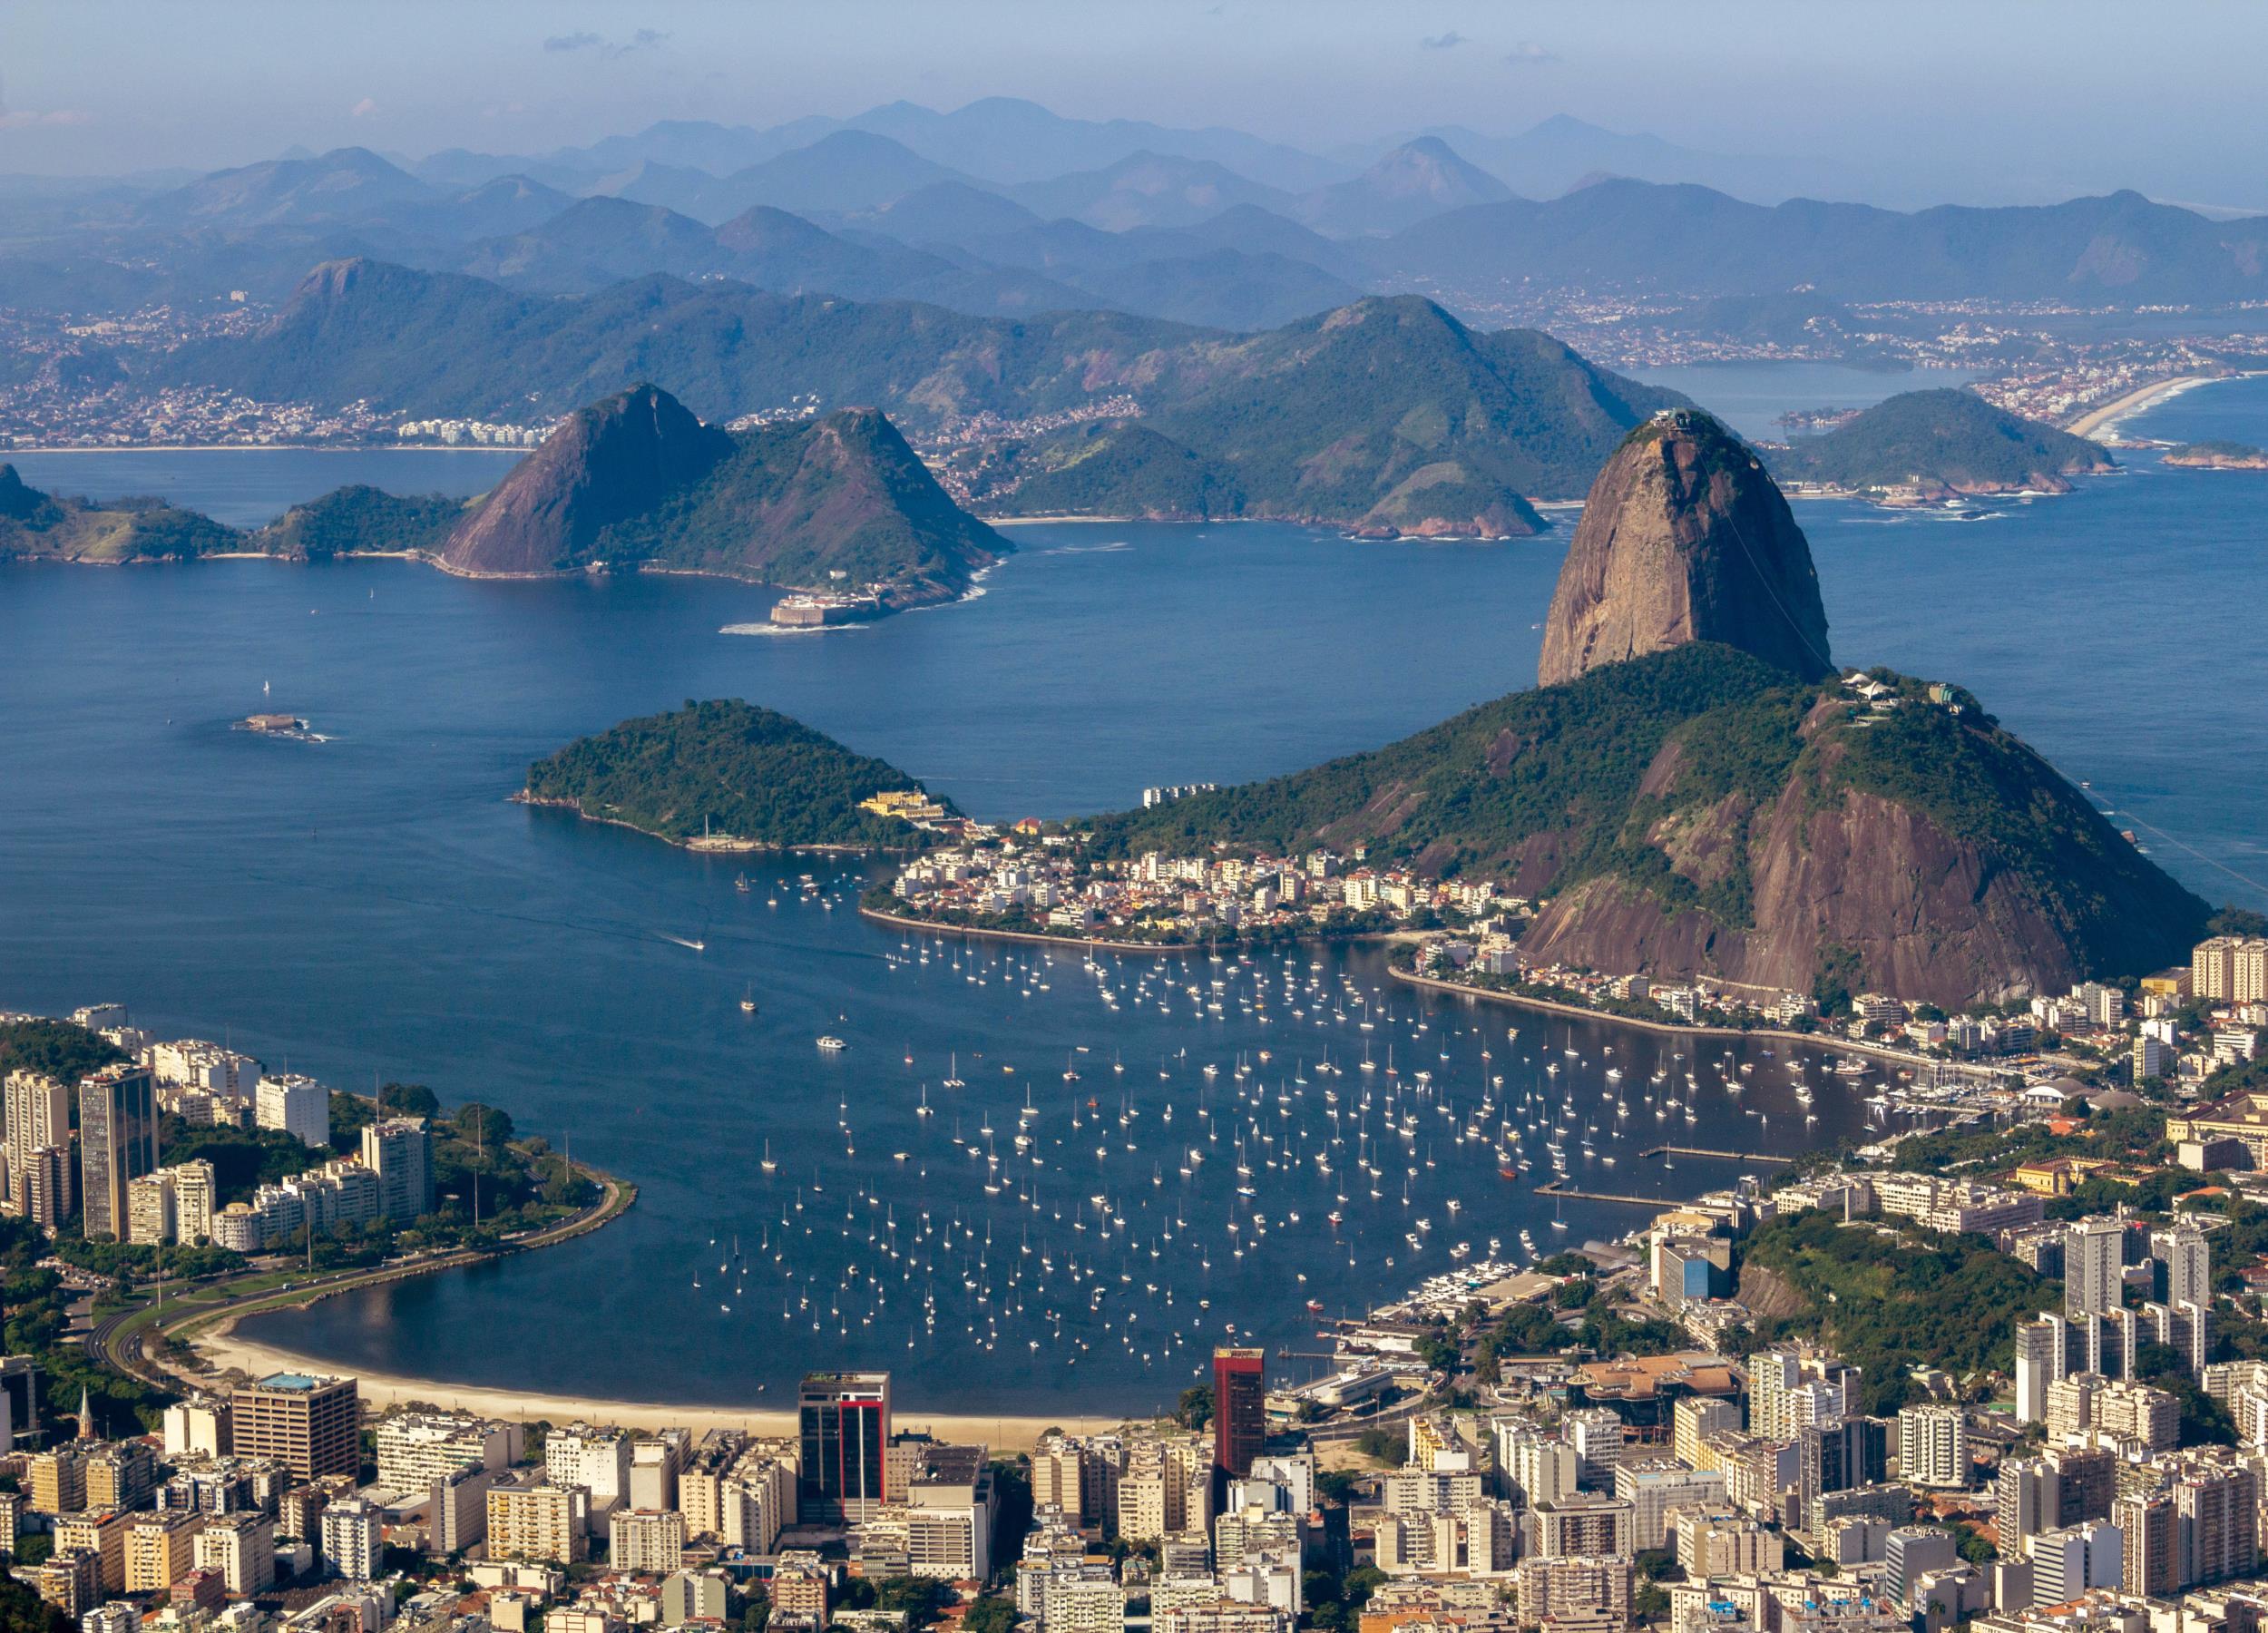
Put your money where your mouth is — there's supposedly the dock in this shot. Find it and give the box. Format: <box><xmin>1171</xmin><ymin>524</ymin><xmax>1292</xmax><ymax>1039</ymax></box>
<box><xmin>1535</xmin><ymin>1180</ymin><xmax>1683</xmax><ymax>1208</ymax></box>
<box><xmin>1636</xmin><ymin>1145</ymin><xmax>1794</xmax><ymax>1165</ymax></box>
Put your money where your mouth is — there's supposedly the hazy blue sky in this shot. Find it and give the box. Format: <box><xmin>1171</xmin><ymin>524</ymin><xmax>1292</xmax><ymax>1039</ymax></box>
<box><xmin>5</xmin><ymin>0</ymin><xmax>2265</xmax><ymax>207</ymax></box>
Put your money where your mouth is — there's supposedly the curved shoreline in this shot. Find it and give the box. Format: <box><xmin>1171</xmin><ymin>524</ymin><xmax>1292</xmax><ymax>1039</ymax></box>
<box><xmin>858</xmin><ymin>904</ymin><xmax>1408</xmax><ymax>958</ymax></box>
<box><xmin>133</xmin><ymin>1164</ymin><xmax>1118</xmax><ymax>1450</ymax></box>
<box><xmin>184</xmin><ymin>1315</ymin><xmax>1123</xmax><ymax>1448</ymax></box>
<box><xmin>516</xmin><ymin>796</ymin><xmax>917</xmax><ymax>859</ymax></box>
<box><xmin>1385</xmin><ymin>964</ymin><xmax>1949</xmax><ymax>1073</ymax></box>
<box><xmin>2065</xmin><ymin>374</ymin><xmax>2225</xmax><ymax>441</ymax></box>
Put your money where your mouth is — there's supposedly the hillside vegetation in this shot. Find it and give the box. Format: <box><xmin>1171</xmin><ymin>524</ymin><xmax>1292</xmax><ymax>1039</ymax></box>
<box><xmin>0</xmin><ymin>464</ymin><xmax>238</xmax><ymax>562</ymax></box>
<box><xmin>525</xmin><ymin>699</ymin><xmax>950</xmax><ymax>847</ymax></box>
<box><xmin>1082</xmin><ymin>643</ymin><xmax>2207</xmax><ymax>1002</ymax></box>
<box><xmin>168</xmin><ymin>263</ymin><xmax>1684</xmax><ymax>528</ymax></box>
<box><xmin>1771</xmin><ymin>388</ymin><xmax>2113</xmax><ymax>494</ymax></box>
<box><xmin>253</xmin><ymin>486</ymin><xmax>469</xmax><ymax>557</ymax></box>
<box><xmin>1084</xmin><ymin>642</ymin><xmax>1809</xmax><ymax>892</ymax></box>
<box><xmin>1737</xmin><ymin>1209</ymin><xmax>2060</xmax><ymax>1413</ymax></box>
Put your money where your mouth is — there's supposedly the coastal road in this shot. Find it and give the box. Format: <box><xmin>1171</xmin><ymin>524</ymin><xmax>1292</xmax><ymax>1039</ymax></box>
<box><xmin>86</xmin><ymin>1169</ymin><xmax>633</xmax><ymax>1395</ymax></box>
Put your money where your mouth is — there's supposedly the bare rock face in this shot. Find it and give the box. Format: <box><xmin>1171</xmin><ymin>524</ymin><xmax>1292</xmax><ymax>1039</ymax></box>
<box><xmin>1538</xmin><ymin>409</ymin><xmax>1832</xmax><ymax>687</ymax></box>
<box><xmin>438</xmin><ymin>383</ymin><xmax>728</xmax><ymax>576</ymax></box>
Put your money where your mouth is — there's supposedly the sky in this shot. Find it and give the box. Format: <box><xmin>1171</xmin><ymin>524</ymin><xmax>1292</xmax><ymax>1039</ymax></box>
<box><xmin>5</xmin><ymin>0</ymin><xmax>2267</xmax><ymax>210</ymax></box>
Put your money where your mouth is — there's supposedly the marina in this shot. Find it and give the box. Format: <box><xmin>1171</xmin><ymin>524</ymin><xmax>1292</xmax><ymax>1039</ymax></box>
<box><xmin>228</xmin><ymin>846</ymin><xmax>1874</xmax><ymax>1413</ymax></box>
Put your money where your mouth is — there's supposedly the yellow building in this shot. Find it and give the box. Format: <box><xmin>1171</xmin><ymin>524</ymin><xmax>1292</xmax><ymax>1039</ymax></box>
<box><xmin>127</xmin><ymin>1511</ymin><xmax>207</xmax><ymax>1593</ymax></box>
<box><xmin>26</xmin><ymin>1448</ymin><xmax>87</xmax><ymax>1515</ymax></box>
<box><xmin>53</xmin><ymin>1511</ymin><xmax>131</xmax><ymax>1594</ymax></box>
<box><xmin>2167</xmin><ymin>1091</ymin><xmax>2268</xmax><ymax>1169</ymax></box>
<box><xmin>858</xmin><ymin>790</ymin><xmax>947</xmax><ymax>824</ymax></box>
<box><xmin>487</xmin><ymin>1481</ymin><xmax>590</xmax><ymax>1564</ymax></box>
<box><xmin>2011</xmin><ymin>1157</ymin><xmax>2114</xmax><ymax>1198</ymax></box>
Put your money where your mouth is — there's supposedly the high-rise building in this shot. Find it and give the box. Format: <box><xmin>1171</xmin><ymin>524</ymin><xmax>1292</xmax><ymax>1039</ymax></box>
<box><xmin>1671</xmin><ymin>1397</ymin><xmax>1738</xmax><ymax>1471</ymax></box>
<box><xmin>3</xmin><ymin>1070</ymin><xmax>72</xmax><ymax>1210</ymax></box>
<box><xmin>375</xmin><ymin>1412</ymin><xmax>521</xmax><ymax>1491</ymax></box>
<box><xmin>431</xmin><ymin>1464</ymin><xmax>498</xmax><ymax>1555</ymax></box>
<box><xmin>319</xmin><ymin>1499</ymin><xmax>384</xmax><ymax>1581</ymax></box>
<box><xmin>2193</xmin><ymin>936</ymin><xmax>2268</xmax><ymax>1002</ymax></box>
<box><xmin>2028</xmin><ymin>1521</ymin><xmax>2123</xmax><ymax>1607</ymax></box>
<box><xmin>2156</xmin><ymin>1222</ymin><xmax>2213</xmax><ymax>1311</ymax></box>
<box><xmin>255</xmin><ymin>1075</ymin><xmax>330</xmax><ymax>1150</ymax></box>
<box><xmin>17</xmin><ymin>1145</ymin><xmax>73</xmax><ymax>1228</ymax></box>
<box><xmin>1213</xmin><ymin>1348</ymin><xmax>1266</xmax><ymax>1479</ymax></box>
<box><xmin>125</xmin><ymin>1511</ymin><xmax>206</xmax><ymax>1594</ymax></box>
<box><xmin>360</xmin><ymin>1118</ymin><xmax>435</xmax><ymax>1220</ymax></box>
<box><xmin>2065</xmin><ymin>1217</ymin><xmax>2125</xmax><ymax>1320</ymax></box>
<box><xmin>230</xmin><ymin>1374</ymin><xmax>358</xmax><ymax>1480</ymax></box>
<box><xmin>1897</xmin><ymin>1406</ymin><xmax>1968</xmax><ymax>1489</ymax></box>
<box><xmin>611</xmin><ymin>1508</ymin><xmax>688</xmax><ymax>1574</ymax></box>
<box><xmin>545</xmin><ymin>1423</ymin><xmax>633</xmax><ymax>1520</ymax></box>
<box><xmin>192</xmin><ymin>1513</ymin><xmax>275</xmax><ymax>1596</ymax></box>
<box><xmin>797</xmin><ymin>1373</ymin><xmax>890</xmax><ymax>1523</ymax></box>
<box><xmin>2114</xmin><ymin>1490</ymin><xmax>2175</xmax><ymax>1597</ymax></box>
<box><xmin>2172</xmin><ymin>1453</ymin><xmax>2258</xmax><ymax>1588</ymax></box>
<box><xmin>487</xmin><ymin>1480</ymin><xmax>590</xmax><ymax>1564</ymax></box>
<box><xmin>2015</xmin><ymin>1315</ymin><xmax>2067</xmax><ymax>1424</ymax></box>
<box><xmin>1749</xmin><ymin>1346</ymin><xmax>1857</xmax><ymax>1441</ymax></box>
<box><xmin>77</xmin><ymin>1065</ymin><xmax>157</xmax><ymax>1243</ymax></box>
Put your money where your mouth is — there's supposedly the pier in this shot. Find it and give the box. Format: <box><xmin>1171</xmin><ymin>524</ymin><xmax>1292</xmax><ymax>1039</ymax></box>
<box><xmin>1535</xmin><ymin>1179</ymin><xmax>1685</xmax><ymax>1208</ymax></box>
<box><xmin>1636</xmin><ymin>1144</ymin><xmax>1794</xmax><ymax>1165</ymax></box>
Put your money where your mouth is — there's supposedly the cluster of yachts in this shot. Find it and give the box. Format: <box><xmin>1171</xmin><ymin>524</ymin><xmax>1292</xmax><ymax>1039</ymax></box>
<box><xmin>692</xmin><ymin>877</ymin><xmax>1875</xmax><ymax>1387</ymax></box>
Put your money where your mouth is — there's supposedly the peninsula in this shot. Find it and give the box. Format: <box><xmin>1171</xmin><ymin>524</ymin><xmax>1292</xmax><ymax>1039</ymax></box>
<box><xmin>885</xmin><ymin>411</ymin><xmax>2211</xmax><ymax>1010</ymax></box>
<box><xmin>1770</xmin><ymin>386</ymin><xmax>2115</xmax><ymax>501</ymax></box>
<box><xmin>522</xmin><ymin>699</ymin><xmax>955</xmax><ymax>850</ymax></box>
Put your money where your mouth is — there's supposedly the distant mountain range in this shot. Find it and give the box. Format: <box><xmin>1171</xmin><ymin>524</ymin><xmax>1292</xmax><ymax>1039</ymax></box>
<box><xmin>11</xmin><ymin>107</ymin><xmax>2268</xmax><ymax>337</ymax></box>
<box><xmin>162</xmin><ymin>262</ymin><xmax>1684</xmax><ymax>525</ymax></box>
<box><xmin>1374</xmin><ymin>180</ymin><xmax>2268</xmax><ymax>305</ymax></box>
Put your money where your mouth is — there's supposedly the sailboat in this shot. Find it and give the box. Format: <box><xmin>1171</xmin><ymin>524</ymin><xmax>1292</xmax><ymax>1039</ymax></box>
<box><xmin>760</xmin><ymin>1140</ymin><xmax>777</xmax><ymax>1173</ymax></box>
<box><xmin>943</xmin><ymin>1053</ymin><xmax>966</xmax><ymax>1090</ymax></box>
<box><xmin>739</xmin><ymin>986</ymin><xmax>757</xmax><ymax>1013</ymax></box>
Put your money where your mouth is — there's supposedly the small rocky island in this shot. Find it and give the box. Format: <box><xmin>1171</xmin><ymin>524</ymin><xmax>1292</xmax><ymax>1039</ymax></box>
<box><xmin>2162</xmin><ymin>440</ymin><xmax>2268</xmax><ymax>469</ymax></box>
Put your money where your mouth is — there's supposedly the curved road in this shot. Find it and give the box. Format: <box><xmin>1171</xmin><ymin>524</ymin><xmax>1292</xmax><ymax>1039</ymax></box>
<box><xmin>89</xmin><ymin>1170</ymin><xmax>632</xmax><ymax>1393</ymax></box>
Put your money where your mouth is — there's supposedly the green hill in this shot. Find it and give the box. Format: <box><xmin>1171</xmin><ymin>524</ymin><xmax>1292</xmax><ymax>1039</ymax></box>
<box><xmin>252</xmin><ymin>486</ymin><xmax>469</xmax><ymax>557</ymax></box>
<box><xmin>1083</xmin><ymin>642</ymin><xmax>2208</xmax><ymax>1006</ymax></box>
<box><xmin>990</xmin><ymin>424</ymin><xmax>1246</xmax><ymax>520</ymax></box>
<box><xmin>1771</xmin><ymin>387</ymin><xmax>2114</xmax><ymax>494</ymax></box>
<box><xmin>524</xmin><ymin>699</ymin><xmax>951</xmax><ymax>848</ymax></box>
<box><xmin>167</xmin><ymin>262</ymin><xmax>1684</xmax><ymax>531</ymax></box>
<box><xmin>0</xmin><ymin>464</ymin><xmax>238</xmax><ymax>562</ymax></box>
<box><xmin>435</xmin><ymin>386</ymin><xmax>1002</xmax><ymax>604</ymax></box>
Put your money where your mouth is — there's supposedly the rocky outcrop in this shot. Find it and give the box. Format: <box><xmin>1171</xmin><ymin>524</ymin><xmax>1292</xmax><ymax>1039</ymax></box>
<box><xmin>1538</xmin><ymin>409</ymin><xmax>1831</xmax><ymax>686</ymax></box>
<box><xmin>439</xmin><ymin>384</ymin><xmax>731</xmax><ymax>576</ymax></box>
<box><xmin>1516</xmin><ymin>683</ymin><xmax>2207</xmax><ymax>1007</ymax></box>
<box><xmin>427</xmin><ymin>385</ymin><xmax>1002</xmax><ymax>604</ymax></box>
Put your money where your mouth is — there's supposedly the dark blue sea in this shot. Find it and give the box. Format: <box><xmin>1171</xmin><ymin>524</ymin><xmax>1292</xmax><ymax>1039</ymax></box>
<box><xmin>2</xmin><ymin>373</ymin><xmax>2262</xmax><ymax>1413</ymax></box>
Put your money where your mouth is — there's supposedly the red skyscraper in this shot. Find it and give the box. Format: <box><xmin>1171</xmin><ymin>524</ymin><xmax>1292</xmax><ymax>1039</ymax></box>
<box><xmin>1213</xmin><ymin>1346</ymin><xmax>1266</xmax><ymax>1477</ymax></box>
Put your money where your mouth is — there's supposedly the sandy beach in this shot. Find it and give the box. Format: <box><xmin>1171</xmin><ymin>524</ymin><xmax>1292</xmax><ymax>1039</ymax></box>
<box><xmin>2066</xmin><ymin>374</ymin><xmax>2223</xmax><ymax>441</ymax></box>
<box><xmin>190</xmin><ymin>1315</ymin><xmax>1128</xmax><ymax>1452</ymax></box>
